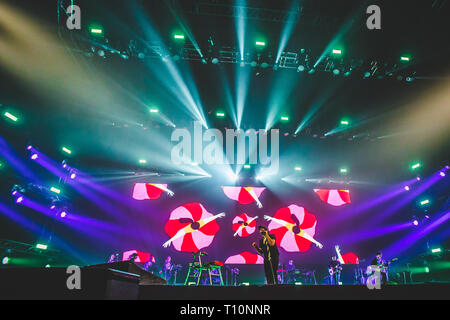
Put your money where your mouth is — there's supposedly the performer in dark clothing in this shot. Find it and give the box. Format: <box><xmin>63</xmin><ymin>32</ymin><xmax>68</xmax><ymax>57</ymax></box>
<box><xmin>163</xmin><ymin>256</ymin><xmax>174</xmax><ymax>284</ymax></box>
<box><xmin>370</xmin><ymin>251</ymin><xmax>389</xmax><ymax>284</ymax></box>
<box><xmin>252</xmin><ymin>226</ymin><xmax>279</xmax><ymax>284</ymax></box>
<box><xmin>328</xmin><ymin>256</ymin><xmax>342</xmax><ymax>285</ymax></box>
<box><xmin>286</xmin><ymin>260</ymin><xmax>296</xmax><ymax>284</ymax></box>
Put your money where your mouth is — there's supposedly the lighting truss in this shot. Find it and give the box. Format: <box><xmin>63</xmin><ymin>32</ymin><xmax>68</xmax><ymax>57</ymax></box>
<box><xmin>56</xmin><ymin>21</ymin><xmax>416</xmax><ymax>81</ymax></box>
<box><xmin>191</xmin><ymin>0</ymin><xmax>301</xmax><ymax>23</ymax></box>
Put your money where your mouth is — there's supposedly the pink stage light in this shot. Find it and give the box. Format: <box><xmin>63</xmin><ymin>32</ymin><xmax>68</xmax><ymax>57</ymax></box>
<box><xmin>225</xmin><ymin>251</ymin><xmax>264</xmax><ymax>264</ymax></box>
<box><xmin>314</xmin><ymin>189</ymin><xmax>351</xmax><ymax>206</ymax></box>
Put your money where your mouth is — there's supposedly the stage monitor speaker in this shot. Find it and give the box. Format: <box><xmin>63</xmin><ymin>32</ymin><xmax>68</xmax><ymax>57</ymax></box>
<box><xmin>85</xmin><ymin>261</ymin><xmax>166</xmax><ymax>285</ymax></box>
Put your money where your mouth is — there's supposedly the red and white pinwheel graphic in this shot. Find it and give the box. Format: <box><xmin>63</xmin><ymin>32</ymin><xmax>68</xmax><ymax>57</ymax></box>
<box><xmin>225</xmin><ymin>251</ymin><xmax>264</xmax><ymax>265</ymax></box>
<box><xmin>341</xmin><ymin>252</ymin><xmax>359</xmax><ymax>264</ymax></box>
<box><xmin>314</xmin><ymin>189</ymin><xmax>351</xmax><ymax>207</ymax></box>
<box><xmin>232</xmin><ymin>213</ymin><xmax>258</xmax><ymax>237</ymax></box>
<box><xmin>163</xmin><ymin>202</ymin><xmax>225</xmax><ymax>252</ymax></box>
<box><xmin>133</xmin><ymin>183</ymin><xmax>174</xmax><ymax>200</ymax></box>
<box><xmin>221</xmin><ymin>186</ymin><xmax>265</xmax><ymax>208</ymax></box>
<box><xmin>264</xmin><ymin>205</ymin><xmax>323</xmax><ymax>252</ymax></box>
<box><xmin>122</xmin><ymin>250</ymin><xmax>151</xmax><ymax>263</ymax></box>
<box><xmin>335</xmin><ymin>246</ymin><xmax>359</xmax><ymax>265</ymax></box>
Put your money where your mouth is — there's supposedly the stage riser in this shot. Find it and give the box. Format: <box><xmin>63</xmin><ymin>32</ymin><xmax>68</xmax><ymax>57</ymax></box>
<box><xmin>0</xmin><ymin>267</ymin><xmax>139</xmax><ymax>300</ymax></box>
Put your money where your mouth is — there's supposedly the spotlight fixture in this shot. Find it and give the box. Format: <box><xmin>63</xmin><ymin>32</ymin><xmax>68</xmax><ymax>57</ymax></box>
<box><xmin>139</xmin><ymin>159</ymin><xmax>147</xmax><ymax>164</ymax></box>
<box><xmin>411</xmin><ymin>162</ymin><xmax>422</xmax><ymax>170</ymax></box>
<box><xmin>174</xmin><ymin>34</ymin><xmax>185</xmax><ymax>40</ymax></box>
<box><xmin>90</xmin><ymin>28</ymin><xmax>103</xmax><ymax>35</ymax></box>
<box><xmin>332</xmin><ymin>49</ymin><xmax>342</xmax><ymax>55</ymax></box>
<box><xmin>4</xmin><ymin>112</ymin><xmax>18</xmax><ymax>122</ymax></box>
<box><xmin>255</xmin><ymin>41</ymin><xmax>266</xmax><ymax>47</ymax></box>
<box><xmin>62</xmin><ymin>147</ymin><xmax>72</xmax><ymax>155</ymax></box>
<box><xmin>36</xmin><ymin>244</ymin><xmax>48</xmax><ymax>250</ymax></box>
<box><xmin>420</xmin><ymin>199</ymin><xmax>430</xmax><ymax>206</ymax></box>
<box><xmin>216</xmin><ymin>111</ymin><xmax>225</xmax><ymax>118</ymax></box>
<box><xmin>50</xmin><ymin>187</ymin><xmax>61</xmax><ymax>194</ymax></box>
<box><xmin>149</xmin><ymin>108</ymin><xmax>159</xmax><ymax>113</ymax></box>
<box><xmin>31</xmin><ymin>154</ymin><xmax>38</xmax><ymax>160</ymax></box>
<box><xmin>280</xmin><ymin>116</ymin><xmax>289</xmax><ymax>122</ymax></box>
<box><xmin>404</xmin><ymin>186</ymin><xmax>410</xmax><ymax>191</ymax></box>
<box><xmin>431</xmin><ymin>248</ymin><xmax>442</xmax><ymax>254</ymax></box>
<box><xmin>340</xmin><ymin>168</ymin><xmax>348</xmax><ymax>174</ymax></box>
<box><xmin>1</xmin><ymin>257</ymin><xmax>10</xmax><ymax>265</ymax></box>
<box><xmin>295</xmin><ymin>167</ymin><xmax>302</xmax><ymax>172</ymax></box>
<box><xmin>243</xmin><ymin>164</ymin><xmax>251</xmax><ymax>169</ymax></box>
<box><xmin>16</xmin><ymin>197</ymin><xmax>24</xmax><ymax>204</ymax></box>
<box><xmin>400</xmin><ymin>56</ymin><xmax>411</xmax><ymax>62</ymax></box>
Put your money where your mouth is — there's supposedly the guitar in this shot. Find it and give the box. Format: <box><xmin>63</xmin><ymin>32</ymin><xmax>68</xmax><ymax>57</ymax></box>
<box><xmin>366</xmin><ymin>258</ymin><xmax>397</xmax><ymax>275</ymax></box>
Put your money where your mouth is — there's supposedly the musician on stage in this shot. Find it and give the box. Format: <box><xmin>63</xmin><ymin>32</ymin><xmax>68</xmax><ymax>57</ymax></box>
<box><xmin>252</xmin><ymin>226</ymin><xmax>279</xmax><ymax>285</ymax></box>
<box><xmin>328</xmin><ymin>256</ymin><xmax>342</xmax><ymax>285</ymax></box>
<box><xmin>286</xmin><ymin>260</ymin><xmax>296</xmax><ymax>284</ymax></box>
<box><xmin>163</xmin><ymin>256</ymin><xmax>174</xmax><ymax>284</ymax></box>
<box><xmin>370</xmin><ymin>251</ymin><xmax>389</xmax><ymax>284</ymax></box>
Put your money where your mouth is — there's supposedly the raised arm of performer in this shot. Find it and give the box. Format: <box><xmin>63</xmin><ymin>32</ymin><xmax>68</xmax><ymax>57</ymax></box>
<box><xmin>335</xmin><ymin>245</ymin><xmax>345</xmax><ymax>265</ymax></box>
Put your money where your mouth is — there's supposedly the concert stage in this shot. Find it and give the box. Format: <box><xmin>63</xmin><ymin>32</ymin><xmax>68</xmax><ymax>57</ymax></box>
<box><xmin>0</xmin><ymin>267</ymin><xmax>448</xmax><ymax>300</ymax></box>
<box><xmin>139</xmin><ymin>283</ymin><xmax>450</xmax><ymax>300</ymax></box>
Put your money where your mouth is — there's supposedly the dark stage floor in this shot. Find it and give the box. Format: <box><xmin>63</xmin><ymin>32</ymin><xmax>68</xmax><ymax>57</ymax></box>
<box><xmin>0</xmin><ymin>267</ymin><xmax>448</xmax><ymax>300</ymax></box>
<box><xmin>138</xmin><ymin>283</ymin><xmax>450</xmax><ymax>300</ymax></box>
